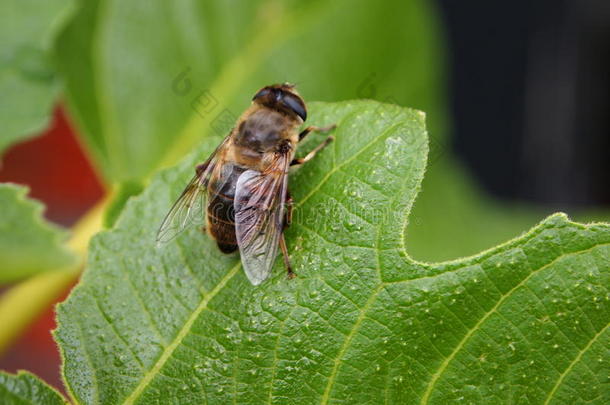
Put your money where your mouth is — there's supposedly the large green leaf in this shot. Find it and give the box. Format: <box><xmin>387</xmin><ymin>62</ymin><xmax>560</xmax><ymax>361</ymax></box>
<box><xmin>55</xmin><ymin>0</ymin><xmax>443</xmax><ymax>183</ymax></box>
<box><xmin>0</xmin><ymin>184</ymin><xmax>75</xmax><ymax>283</ymax></box>
<box><xmin>0</xmin><ymin>371</ymin><xmax>66</xmax><ymax>405</ymax></box>
<box><xmin>0</xmin><ymin>0</ymin><xmax>75</xmax><ymax>153</ymax></box>
<box><xmin>55</xmin><ymin>101</ymin><xmax>609</xmax><ymax>404</ymax></box>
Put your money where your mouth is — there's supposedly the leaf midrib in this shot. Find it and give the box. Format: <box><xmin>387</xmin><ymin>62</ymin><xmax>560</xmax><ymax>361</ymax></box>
<box><xmin>121</xmin><ymin>262</ymin><xmax>241</xmax><ymax>405</ymax></box>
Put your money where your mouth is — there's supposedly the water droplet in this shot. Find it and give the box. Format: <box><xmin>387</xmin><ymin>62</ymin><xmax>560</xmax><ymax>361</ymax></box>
<box><xmin>194</xmin><ymin>364</ymin><xmax>205</xmax><ymax>375</ymax></box>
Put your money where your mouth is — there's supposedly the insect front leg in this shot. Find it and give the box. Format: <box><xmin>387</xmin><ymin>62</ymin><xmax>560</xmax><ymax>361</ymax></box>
<box><xmin>298</xmin><ymin>124</ymin><xmax>336</xmax><ymax>141</ymax></box>
<box><xmin>291</xmin><ymin>135</ymin><xmax>335</xmax><ymax>166</ymax></box>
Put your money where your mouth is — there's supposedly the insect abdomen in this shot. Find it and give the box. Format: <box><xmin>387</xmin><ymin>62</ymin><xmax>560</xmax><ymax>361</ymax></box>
<box><xmin>207</xmin><ymin>164</ymin><xmax>246</xmax><ymax>253</ymax></box>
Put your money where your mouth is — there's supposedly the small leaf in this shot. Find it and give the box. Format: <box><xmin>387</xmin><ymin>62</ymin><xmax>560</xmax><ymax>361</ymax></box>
<box><xmin>0</xmin><ymin>0</ymin><xmax>75</xmax><ymax>153</ymax></box>
<box><xmin>56</xmin><ymin>101</ymin><xmax>609</xmax><ymax>404</ymax></box>
<box><xmin>0</xmin><ymin>183</ymin><xmax>75</xmax><ymax>283</ymax></box>
<box><xmin>0</xmin><ymin>371</ymin><xmax>67</xmax><ymax>405</ymax></box>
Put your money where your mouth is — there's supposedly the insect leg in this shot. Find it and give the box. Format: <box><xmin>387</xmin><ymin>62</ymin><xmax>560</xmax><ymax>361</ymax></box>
<box><xmin>291</xmin><ymin>135</ymin><xmax>334</xmax><ymax>166</ymax></box>
<box><xmin>298</xmin><ymin>124</ymin><xmax>336</xmax><ymax>141</ymax></box>
<box><xmin>279</xmin><ymin>232</ymin><xmax>295</xmax><ymax>279</ymax></box>
<box><xmin>284</xmin><ymin>190</ymin><xmax>293</xmax><ymax>229</ymax></box>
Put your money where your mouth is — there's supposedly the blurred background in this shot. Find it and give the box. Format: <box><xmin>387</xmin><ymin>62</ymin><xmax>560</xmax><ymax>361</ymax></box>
<box><xmin>1</xmin><ymin>0</ymin><xmax>608</xmax><ymax>394</ymax></box>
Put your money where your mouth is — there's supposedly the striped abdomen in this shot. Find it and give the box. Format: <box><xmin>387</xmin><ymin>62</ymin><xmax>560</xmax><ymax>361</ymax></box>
<box><xmin>207</xmin><ymin>164</ymin><xmax>247</xmax><ymax>253</ymax></box>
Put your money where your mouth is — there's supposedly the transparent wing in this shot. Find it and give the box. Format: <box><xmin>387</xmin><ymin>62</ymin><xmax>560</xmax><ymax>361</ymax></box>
<box><xmin>156</xmin><ymin>173</ymin><xmax>208</xmax><ymax>245</ymax></box>
<box><xmin>156</xmin><ymin>136</ymin><xmax>230</xmax><ymax>245</ymax></box>
<box><xmin>234</xmin><ymin>154</ymin><xmax>290</xmax><ymax>285</ymax></box>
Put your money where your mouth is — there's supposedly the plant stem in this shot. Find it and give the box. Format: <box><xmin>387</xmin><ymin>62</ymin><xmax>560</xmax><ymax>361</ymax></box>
<box><xmin>0</xmin><ymin>195</ymin><xmax>110</xmax><ymax>355</ymax></box>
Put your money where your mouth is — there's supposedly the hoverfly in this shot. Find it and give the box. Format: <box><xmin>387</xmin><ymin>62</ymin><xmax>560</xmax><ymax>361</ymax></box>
<box><xmin>157</xmin><ymin>83</ymin><xmax>335</xmax><ymax>285</ymax></box>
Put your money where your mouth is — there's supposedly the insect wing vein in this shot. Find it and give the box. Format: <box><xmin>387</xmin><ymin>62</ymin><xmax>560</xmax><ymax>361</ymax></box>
<box><xmin>234</xmin><ymin>154</ymin><xmax>290</xmax><ymax>284</ymax></box>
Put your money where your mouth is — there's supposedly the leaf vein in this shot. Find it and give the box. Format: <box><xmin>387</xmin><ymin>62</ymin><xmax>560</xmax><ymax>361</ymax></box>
<box><xmin>419</xmin><ymin>242</ymin><xmax>609</xmax><ymax>404</ymax></box>
<box><xmin>544</xmin><ymin>322</ymin><xmax>609</xmax><ymax>405</ymax></box>
<box><xmin>121</xmin><ymin>269</ymin><xmax>168</xmax><ymax>347</ymax></box>
<box><xmin>90</xmin><ymin>293</ymin><xmax>145</xmax><ymax>370</ymax></box>
<box><xmin>295</xmin><ymin>222</ymin><xmax>372</xmax><ymax>250</ymax></box>
<box><xmin>295</xmin><ymin>121</ymin><xmax>408</xmax><ymax>210</ymax></box>
<box><xmin>121</xmin><ymin>262</ymin><xmax>241</xmax><ymax>404</ymax></box>
<box><xmin>320</xmin><ymin>284</ymin><xmax>383</xmax><ymax>404</ymax></box>
<box><xmin>175</xmin><ymin>236</ymin><xmax>207</xmax><ymax>295</ymax></box>
<box><xmin>266</xmin><ymin>307</ymin><xmax>296</xmax><ymax>405</ymax></box>
<box><xmin>73</xmin><ymin>314</ymin><xmax>101</xmax><ymax>405</ymax></box>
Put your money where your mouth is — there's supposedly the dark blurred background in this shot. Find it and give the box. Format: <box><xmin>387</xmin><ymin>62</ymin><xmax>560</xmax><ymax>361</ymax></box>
<box><xmin>439</xmin><ymin>0</ymin><xmax>610</xmax><ymax>208</ymax></box>
<box><xmin>1</xmin><ymin>0</ymin><xmax>608</xmax><ymax>393</ymax></box>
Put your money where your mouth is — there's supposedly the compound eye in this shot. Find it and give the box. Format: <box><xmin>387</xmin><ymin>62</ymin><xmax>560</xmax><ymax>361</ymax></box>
<box><xmin>252</xmin><ymin>87</ymin><xmax>271</xmax><ymax>101</ymax></box>
<box><xmin>283</xmin><ymin>93</ymin><xmax>307</xmax><ymax>121</ymax></box>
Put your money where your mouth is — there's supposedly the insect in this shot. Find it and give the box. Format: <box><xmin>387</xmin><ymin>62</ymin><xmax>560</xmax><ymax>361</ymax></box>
<box><xmin>157</xmin><ymin>83</ymin><xmax>335</xmax><ymax>285</ymax></box>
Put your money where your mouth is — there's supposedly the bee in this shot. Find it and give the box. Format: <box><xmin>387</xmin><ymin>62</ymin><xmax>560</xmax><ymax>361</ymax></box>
<box><xmin>157</xmin><ymin>83</ymin><xmax>335</xmax><ymax>285</ymax></box>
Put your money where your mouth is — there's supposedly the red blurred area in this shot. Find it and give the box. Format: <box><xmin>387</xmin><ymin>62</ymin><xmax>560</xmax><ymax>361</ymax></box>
<box><xmin>0</xmin><ymin>105</ymin><xmax>105</xmax><ymax>392</ymax></box>
<box><xmin>0</xmin><ymin>105</ymin><xmax>105</xmax><ymax>225</ymax></box>
<box><xmin>0</xmin><ymin>289</ymin><xmax>72</xmax><ymax>394</ymax></box>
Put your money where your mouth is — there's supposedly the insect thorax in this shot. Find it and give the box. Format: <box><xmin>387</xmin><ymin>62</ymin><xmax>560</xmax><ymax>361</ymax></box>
<box><xmin>235</xmin><ymin>108</ymin><xmax>297</xmax><ymax>153</ymax></box>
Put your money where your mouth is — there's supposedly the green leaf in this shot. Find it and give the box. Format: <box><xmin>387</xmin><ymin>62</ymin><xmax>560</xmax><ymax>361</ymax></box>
<box><xmin>102</xmin><ymin>180</ymin><xmax>144</xmax><ymax>229</ymax></box>
<box><xmin>55</xmin><ymin>0</ymin><xmax>442</xmax><ymax>183</ymax></box>
<box><xmin>56</xmin><ymin>101</ymin><xmax>609</xmax><ymax>404</ymax></box>
<box><xmin>0</xmin><ymin>183</ymin><xmax>75</xmax><ymax>283</ymax></box>
<box><xmin>0</xmin><ymin>0</ymin><xmax>75</xmax><ymax>153</ymax></box>
<box><xmin>0</xmin><ymin>371</ymin><xmax>67</xmax><ymax>405</ymax></box>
